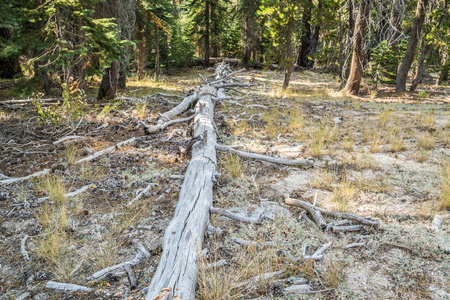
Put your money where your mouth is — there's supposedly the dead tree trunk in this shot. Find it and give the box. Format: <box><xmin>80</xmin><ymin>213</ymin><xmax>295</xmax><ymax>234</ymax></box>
<box><xmin>342</xmin><ymin>0</ymin><xmax>371</xmax><ymax>95</ymax></box>
<box><xmin>145</xmin><ymin>67</ymin><xmax>230</xmax><ymax>300</ymax></box>
<box><xmin>204</xmin><ymin>0</ymin><xmax>210</xmax><ymax>68</ymax></box>
<box><xmin>410</xmin><ymin>39</ymin><xmax>433</xmax><ymax>91</ymax></box>
<box><xmin>386</xmin><ymin>0</ymin><xmax>405</xmax><ymax>82</ymax></box>
<box><xmin>395</xmin><ymin>0</ymin><xmax>429</xmax><ymax>92</ymax></box>
<box><xmin>97</xmin><ymin>60</ymin><xmax>119</xmax><ymax>100</ymax></box>
<box><xmin>0</xmin><ymin>28</ymin><xmax>22</xmax><ymax>79</ymax></box>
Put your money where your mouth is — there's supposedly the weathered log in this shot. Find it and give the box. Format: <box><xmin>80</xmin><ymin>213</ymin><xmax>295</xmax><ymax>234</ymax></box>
<box><xmin>21</xmin><ymin>235</ymin><xmax>30</xmax><ymax>262</ymax></box>
<box><xmin>331</xmin><ymin>225</ymin><xmax>362</xmax><ymax>232</ymax></box>
<box><xmin>233</xmin><ymin>238</ymin><xmax>289</xmax><ymax>248</ymax></box>
<box><xmin>233</xmin><ymin>270</ymin><xmax>285</xmax><ymax>290</ymax></box>
<box><xmin>124</xmin><ymin>264</ymin><xmax>138</xmax><ymax>290</ymax></box>
<box><xmin>206</xmin><ymin>259</ymin><xmax>228</xmax><ymax>270</ymax></box>
<box><xmin>77</xmin><ymin>137</ymin><xmax>136</xmax><ymax>163</ymax></box>
<box><xmin>217</xmin><ymin>145</ymin><xmax>314</xmax><ymax>167</ymax></box>
<box><xmin>0</xmin><ymin>169</ymin><xmax>51</xmax><ymax>185</ymax></box>
<box><xmin>285</xmin><ymin>198</ymin><xmax>326</xmax><ymax>228</ymax></box>
<box><xmin>145</xmin><ymin>84</ymin><xmax>221</xmax><ymax>300</ymax></box>
<box><xmin>142</xmin><ymin>114</ymin><xmax>195</xmax><ymax>134</ymax></box>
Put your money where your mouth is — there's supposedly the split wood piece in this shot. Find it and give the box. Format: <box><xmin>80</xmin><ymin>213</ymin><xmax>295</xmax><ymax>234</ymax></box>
<box><xmin>169</xmin><ymin>175</ymin><xmax>185</xmax><ymax>180</ymax></box>
<box><xmin>315</xmin><ymin>206</ymin><xmax>379</xmax><ymax>229</ymax></box>
<box><xmin>211</xmin><ymin>207</ymin><xmax>263</xmax><ymax>224</ymax></box>
<box><xmin>87</xmin><ymin>244</ymin><xmax>150</xmax><ymax>281</ymax></box>
<box><xmin>77</xmin><ymin>137</ymin><xmax>136</xmax><ymax>163</ymax></box>
<box><xmin>233</xmin><ymin>270</ymin><xmax>285</xmax><ymax>290</ymax></box>
<box><xmin>206</xmin><ymin>259</ymin><xmax>228</xmax><ymax>270</ymax></box>
<box><xmin>233</xmin><ymin>238</ymin><xmax>289</xmax><ymax>248</ymax></box>
<box><xmin>306</xmin><ymin>241</ymin><xmax>332</xmax><ymax>260</ymax></box>
<box><xmin>285</xmin><ymin>198</ymin><xmax>326</xmax><ymax>229</ymax></box>
<box><xmin>69</xmin><ymin>261</ymin><xmax>84</xmax><ymax>277</ymax></box>
<box><xmin>21</xmin><ymin>235</ymin><xmax>30</xmax><ymax>262</ymax></box>
<box><xmin>142</xmin><ymin>114</ymin><xmax>195</xmax><ymax>134</ymax></box>
<box><xmin>53</xmin><ymin>135</ymin><xmax>87</xmax><ymax>145</ymax></box>
<box><xmin>36</xmin><ymin>184</ymin><xmax>92</xmax><ymax>204</ymax></box>
<box><xmin>45</xmin><ymin>281</ymin><xmax>92</xmax><ymax>292</ymax></box>
<box><xmin>431</xmin><ymin>214</ymin><xmax>443</xmax><ymax>233</ymax></box>
<box><xmin>127</xmin><ymin>182</ymin><xmax>157</xmax><ymax>207</ymax></box>
<box><xmin>217</xmin><ymin>145</ymin><xmax>314</xmax><ymax>167</ymax></box>
<box><xmin>331</xmin><ymin>225</ymin><xmax>362</xmax><ymax>232</ymax></box>
<box><xmin>145</xmin><ymin>85</ymin><xmax>221</xmax><ymax>300</ymax></box>
<box><xmin>123</xmin><ymin>264</ymin><xmax>137</xmax><ymax>291</ymax></box>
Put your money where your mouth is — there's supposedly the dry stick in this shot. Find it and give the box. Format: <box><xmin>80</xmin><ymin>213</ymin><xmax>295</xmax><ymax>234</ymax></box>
<box><xmin>21</xmin><ymin>235</ymin><xmax>30</xmax><ymax>262</ymax></box>
<box><xmin>233</xmin><ymin>238</ymin><xmax>289</xmax><ymax>248</ymax></box>
<box><xmin>210</xmin><ymin>206</ymin><xmax>263</xmax><ymax>224</ymax></box>
<box><xmin>53</xmin><ymin>135</ymin><xmax>87</xmax><ymax>145</ymax></box>
<box><xmin>87</xmin><ymin>244</ymin><xmax>150</xmax><ymax>281</ymax></box>
<box><xmin>0</xmin><ymin>169</ymin><xmax>51</xmax><ymax>185</ymax></box>
<box><xmin>287</xmin><ymin>197</ymin><xmax>379</xmax><ymax>228</ymax></box>
<box><xmin>77</xmin><ymin>137</ymin><xmax>136</xmax><ymax>163</ymax></box>
<box><xmin>283</xmin><ymin>284</ymin><xmax>312</xmax><ymax>294</ymax></box>
<box><xmin>126</xmin><ymin>182</ymin><xmax>157</xmax><ymax>207</ymax></box>
<box><xmin>222</xmin><ymin>99</ymin><xmax>268</xmax><ymax>110</ymax></box>
<box><xmin>36</xmin><ymin>184</ymin><xmax>92</xmax><ymax>204</ymax></box>
<box><xmin>285</xmin><ymin>198</ymin><xmax>326</xmax><ymax>228</ymax></box>
<box><xmin>331</xmin><ymin>225</ymin><xmax>362</xmax><ymax>232</ymax></box>
<box><xmin>45</xmin><ymin>281</ymin><xmax>92</xmax><ymax>292</ymax></box>
<box><xmin>216</xmin><ymin>145</ymin><xmax>314</xmax><ymax>167</ymax></box>
<box><xmin>344</xmin><ymin>242</ymin><xmax>365</xmax><ymax>249</ymax></box>
<box><xmin>141</xmin><ymin>114</ymin><xmax>195</xmax><ymax>134</ymax></box>
<box><xmin>206</xmin><ymin>259</ymin><xmax>228</xmax><ymax>270</ymax></box>
<box><xmin>123</xmin><ymin>264</ymin><xmax>137</xmax><ymax>290</ymax></box>
<box><xmin>315</xmin><ymin>206</ymin><xmax>379</xmax><ymax>228</ymax></box>
<box><xmin>233</xmin><ymin>270</ymin><xmax>285</xmax><ymax>290</ymax></box>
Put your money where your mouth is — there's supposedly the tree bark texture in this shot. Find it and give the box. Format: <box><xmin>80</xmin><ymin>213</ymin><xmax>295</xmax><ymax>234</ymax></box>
<box><xmin>385</xmin><ymin>0</ymin><xmax>405</xmax><ymax>81</ymax></box>
<box><xmin>343</xmin><ymin>0</ymin><xmax>371</xmax><ymax>95</ymax></box>
<box><xmin>298</xmin><ymin>5</ymin><xmax>313</xmax><ymax>68</ymax></box>
<box><xmin>395</xmin><ymin>0</ymin><xmax>429</xmax><ymax>92</ymax></box>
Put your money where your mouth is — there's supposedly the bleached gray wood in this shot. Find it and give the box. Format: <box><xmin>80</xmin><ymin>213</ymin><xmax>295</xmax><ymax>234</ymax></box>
<box><xmin>77</xmin><ymin>137</ymin><xmax>136</xmax><ymax>163</ymax></box>
<box><xmin>88</xmin><ymin>244</ymin><xmax>150</xmax><ymax>281</ymax></box>
<box><xmin>285</xmin><ymin>198</ymin><xmax>326</xmax><ymax>228</ymax></box>
<box><xmin>344</xmin><ymin>242</ymin><xmax>365</xmax><ymax>249</ymax></box>
<box><xmin>283</xmin><ymin>284</ymin><xmax>312</xmax><ymax>294</ymax></box>
<box><xmin>36</xmin><ymin>184</ymin><xmax>92</xmax><ymax>204</ymax></box>
<box><xmin>315</xmin><ymin>206</ymin><xmax>379</xmax><ymax>228</ymax></box>
<box><xmin>331</xmin><ymin>225</ymin><xmax>362</xmax><ymax>232</ymax></box>
<box><xmin>217</xmin><ymin>145</ymin><xmax>314</xmax><ymax>167</ymax></box>
<box><xmin>123</xmin><ymin>264</ymin><xmax>137</xmax><ymax>290</ymax></box>
<box><xmin>206</xmin><ymin>259</ymin><xmax>228</xmax><ymax>270</ymax></box>
<box><xmin>233</xmin><ymin>238</ymin><xmax>289</xmax><ymax>248</ymax></box>
<box><xmin>45</xmin><ymin>281</ymin><xmax>92</xmax><ymax>292</ymax></box>
<box><xmin>127</xmin><ymin>182</ymin><xmax>156</xmax><ymax>207</ymax></box>
<box><xmin>0</xmin><ymin>169</ymin><xmax>51</xmax><ymax>185</ymax></box>
<box><xmin>53</xmin><ymin>135</ymin><xmax>87</xmax><ymax>145</ymax></box>
<box><xmin>21</xmin><ymin>235</ymin><xmax>30</xmax><ymax>262</ymax></box>
<box><xmin>142</xmin><ymin>114</ymin><xmax>195</xmax><ymax>134</ymax></box>
<box><xmin>211</xmin><ymin>206</ymin><xmax>263</xmax><ymax>224</ymax></box>
<box><xmin>233</xmin><ymin>270</ymin><xmax>285</xmax><ymax>290</ymax></box>
<box><xmin>145</xmin><ymin>85</ymin><xmax>221</xmax><ymax>300</ymax></box>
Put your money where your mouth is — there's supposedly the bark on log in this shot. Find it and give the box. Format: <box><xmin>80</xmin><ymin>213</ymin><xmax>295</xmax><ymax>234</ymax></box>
<box><xmin>211</xmin><ymin>206</ymin><xmax>263</xmax><ymax>224</ymax></box>
<box><xmin>45</xmin><ymin>281</ymin><xmax>92</xmax><ymax>292</ymax></box>
<box><xmin>145</xmin><ymin>83</ymin><xmax>222</xmax><ymax>299</ymax></box>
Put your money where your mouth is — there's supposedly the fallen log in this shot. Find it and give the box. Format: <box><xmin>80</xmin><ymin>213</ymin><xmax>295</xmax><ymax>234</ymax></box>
<box><xmin>216</xmin><ymin>145</ymin><xmax>314</xmax><ymax>167</ymax></box>
<box><xmin>45</xmin><ymin>281</ymin><xmax>92</xmax><ymax>292</ymax></box>
<box><xmin>145</xmin><ymin>79</ymin><xmax>224</xmax><ymax>299</ymax></box>
<box><xmin>211</xmin><ymin>206</ymin><xmax>263</xmax><ymax>224</ymax></box>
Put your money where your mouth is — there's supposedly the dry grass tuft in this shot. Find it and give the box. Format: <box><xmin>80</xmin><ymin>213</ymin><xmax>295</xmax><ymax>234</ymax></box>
<box><xmin>417</xmin><ymin>132</ymin><xmax>436</xmax><ymax>150</ymax></box>
<box><xmin>378</xmin><ymin>109</ymin><xmax>392</xmax><ymax>127</ymax></box>
<box><xmin>220</xmin><ymin>152</ymin><xmax>247</xmax><ymax>179</ymax></box>
<box><xmin>332</xmin><ymin>177</ymin><xmax>356</xmax><ymax>212</ymax></box>
<box><xmin>440</xmin><ymin>161</ymin><xmax>450</xmax><ymax>210</ymax></box>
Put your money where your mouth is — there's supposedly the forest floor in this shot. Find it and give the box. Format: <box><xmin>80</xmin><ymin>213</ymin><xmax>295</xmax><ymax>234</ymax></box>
<box><xmin>0</xmin><ymin>69</ymin><xmax>449</xmax><ymax>300</ymax></box>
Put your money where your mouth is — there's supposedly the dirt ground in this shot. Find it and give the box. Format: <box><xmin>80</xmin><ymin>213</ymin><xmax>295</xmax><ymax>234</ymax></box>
<box><xmin>0</xmin><ymin>69</ymin><xmax>449</xmax><ymax>300</ymax></box>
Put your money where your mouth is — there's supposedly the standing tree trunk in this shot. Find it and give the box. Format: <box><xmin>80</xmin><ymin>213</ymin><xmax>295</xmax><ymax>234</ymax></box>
<box><xmin>204</xmin><ymin>0</ymin><xmax>210</xmax><ymax>67</ymax></box>
<box><xmin>437</xmin><ymin>53</ymin><xmax>449</xmax><ymax>85</ymax></box>
<box><xmin>342</xmin><ymin>0</ymin><xmax>371</xmax><ymax>95</ymax></box>
<box><xmin>243</xmin><ymin>15</ymin><xmax>253</xmax><ymax>69</ymax></box>
<box><xmin>136</xmin><ymin>27</ymin><xmax>145</xmax><ymax>81</ymax></box>
<box><xmin>385</xmin><ymin>0</ymin><xmax>404</xmax><ymax>81</ymax></box>
<box><xmin>282</xmin><ymin>20</ymin><xmax>294</xmax><ymax>90</ymax></box>
<box><xmin>298</xmin><ymin>5</ymin><xmax>313</xmax><ymax>68</ymax></box>
<box><xmin>340</xmin><ymin>0</ymin><xmax>355</xmax><ymax>86</ymax></box>
<box><xmin>97</xmin><ymin>60</ymin><xmax>119</xmax><ymax>100</ymax></box>
<box><xmin>395</xmin><ymin>0</ymin><xmax>429</xmax><ymax>92</ymax></box>
<box><xmin>0</xmin><ymin>29</ymin><xmax>21</xmax><ymax>79</ymax></box>
<box><xmin>155</xmin><ymin>25</ymin><xmax>160</xmax><ymax>80</ymax></box>
<box><xmin>410</xmin><ymin>40</ymin><xmax>432</xmax><ymax>91</ymax></box>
